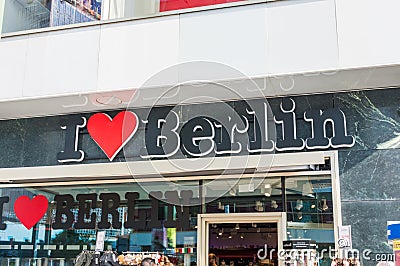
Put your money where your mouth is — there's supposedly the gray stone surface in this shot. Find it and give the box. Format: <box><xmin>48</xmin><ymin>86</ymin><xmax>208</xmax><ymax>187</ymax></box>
<box><xmin>339</xmin><ymin>149</ymin><xmax>400</xmax><ymax>201</ymax></box>
<box><xmin>0</xmin><ymin>119</ymin><xmax>25</xmax><ymax>168</ymax></box>
<box><xmin>342</xmin><ymin>200</ymin><xmax>400</xmax><ymax>266</ymax></box>
<box><xmin>335</xmin><ymin>89</ymin><xmax>400</xmax><ymax>151</ymax></box>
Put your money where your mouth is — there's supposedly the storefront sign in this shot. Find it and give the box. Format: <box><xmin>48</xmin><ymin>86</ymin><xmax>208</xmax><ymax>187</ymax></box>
<box><xmin>13</xmin><ymin>195</ymin><xmax>48</xmax><ymax>230</ymax></box>
<box><xmin>338</xmin><ymin>225</ymin><xmax>352</xmax><ymax>249</ymax></box>
<box><xmin>57</xmin><ymin>98</ymin><xmax>355</xmax><ymax>163</ymax></box>
<box><xmin>0</xmin><ymin>191</ymin><xmax>193</xmax><ymax>231</ymax></box>
<box><xmin>87</xmin><ymin>111</ymin><xmax>139</xmax><ymax>161</ymax></box>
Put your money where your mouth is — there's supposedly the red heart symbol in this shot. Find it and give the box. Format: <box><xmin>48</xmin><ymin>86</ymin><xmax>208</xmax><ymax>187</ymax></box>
<box><xmin>87</xmin><ymin>111</ymin><xmax>139</xmax><ymax>161</ymax></box>
<box><xmin>14</xmin><ymin>195</ymin><xmax>48</xmax><ymax>230</ymax></box>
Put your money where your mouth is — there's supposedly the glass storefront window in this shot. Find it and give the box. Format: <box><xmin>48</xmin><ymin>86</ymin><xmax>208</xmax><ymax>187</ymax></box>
<box><xmin>2</xmin><ymin>0</ymin><xmax>101</xmax><ymax>34</ymax></box>
<box><xmin>0</xmin><ymin>173</ymin><xmax>336</xmax><ymax>266</ymax></box>
<box><xmin>1</xmin><ymin>0</ymin><xmax>246</xmax><ymax>34</ymax></box>
<box><xmin>285</xmin><ymin>175</ymin><xmax>334</xmax><ymax>266</ymax></box>
<box><xmin>204</xmin><ymin>177</ymin><xmax>283</xmax><ymax>213</ymax></box>
<box><xmin>0</xmin><ymin>181</ymin><xmax>199</xmax><ymax>266</ymax></box>
<box><xmin>202</xmin><ymin>174</ymin><xmax>336</xmax><ymax>265</ymax></box>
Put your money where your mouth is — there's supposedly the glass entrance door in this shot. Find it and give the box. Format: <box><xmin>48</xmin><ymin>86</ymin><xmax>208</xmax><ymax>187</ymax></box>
<box><xmin>208</xmin><ymin>222</ymin><xmax>278</xmax><ymax>266</ymax></box>
<box><xmin>197</xmin><ymin>213</ymin><xmax>286</xmax><ymax>266</ymax></box>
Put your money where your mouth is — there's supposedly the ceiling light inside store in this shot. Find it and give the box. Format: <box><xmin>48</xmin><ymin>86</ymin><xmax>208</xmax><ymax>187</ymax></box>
<box><xmin>262</xmin><ymin>184</ymin><xmax>272</xmax><ymax>197</ymax></box>
<box><xmin>271</xmin><ymin>200</ymin><xmax>278</xmax><ymax>209</ymax></box>
<box><xmin>252</xmin><ymin>223</ymin><xmax>257</xmax><ymax>228</ymax></box>
<box><xmin>228</xmin><ymin>235</ymin><xmax>232</xmax><ymax>239</ymax></box>
<box><xmin>235</xmin><ymin>223</ymin><xmax>240</xmax><ymax>230</ymax></box>
<box><xmin>264</xmin><ymin>187</ymin><xmax>272</xmax><ymax>197</ymax></box>
<box><xmin>311</xmin><ymin>204</ymin><xmax>316</xmax><ymax>209</ymax></box>
<box><xmin>229</xmin><ymin>188</ymin><xmax>236</xmax><ymax>196</ymax></box>
<box><xmin>295</xmin><ymin>200</ymin><xmax>303</xmax><ymax>211</ymax></box>
<box><xmin>240</xmin><ymin>235</ymin><xmax>244</xmax><ymax>239</ymax></box>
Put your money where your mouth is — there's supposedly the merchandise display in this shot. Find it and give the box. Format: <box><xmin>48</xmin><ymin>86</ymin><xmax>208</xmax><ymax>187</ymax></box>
<box><xmin>330</xmin><ymin>258</ymin><xmax>360</xmax><ymax>266</ymax></box>
<box><xmin>74</xmin><ymin>251</ymin><xmax>171</xmax><ymax>266</ymax></box>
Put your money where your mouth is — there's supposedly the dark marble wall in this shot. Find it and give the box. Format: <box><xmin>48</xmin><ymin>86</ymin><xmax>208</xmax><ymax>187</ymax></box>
<box><xmin>334</xmin><ymin>89</ymin><xmax>400</xmax><ymax>265</ymax></box>
<box><xmin>0</xmin><ymin>88</ymin><xmax>399</xmax><ymax>265</ymax></box>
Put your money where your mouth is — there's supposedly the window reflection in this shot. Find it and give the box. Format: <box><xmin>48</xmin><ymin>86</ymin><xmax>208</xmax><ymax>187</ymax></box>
<box><xmin>2</xmin><ymin>0</ymin><xmax>246</xmax><ymax>34</ymax></box>
<box><xmin>2</xmin><ymin>0</ymin><xmax>102</xmax><ymax>34</ymax></box>
<box><xmin>0</xmin><ymin>174</ymin><xmax>335</xmax><ymax>266</ymax></box>
<box><xmin>205</xmin><ymin>178</ymin><xmax>283</xmax><ymax>213</ymax></box>
<box><xmin>0</xmin><ymin>182</ymin><xmax>199</xmax><ymax>266</ymax></box>
<box><xmin>285</xmin><ymin>175</ymin><xmax>335</xmax><ymax>265</ymax></box>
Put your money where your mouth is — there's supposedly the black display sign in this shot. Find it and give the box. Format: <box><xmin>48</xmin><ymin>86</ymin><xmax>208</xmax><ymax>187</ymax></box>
<box><xmin>57</xmin><ymin>98</ymin><xmax>355</xmax><ymax>163</ymax></box>
<box><xmin>0</xmin><ymin>191</ymin><xmax>192</xmax><ymax>231</ymax></box>
<box><xmin>283</xmin><ymin>240</ymin><xmax>318</xmax><ymax>250</ymax></box>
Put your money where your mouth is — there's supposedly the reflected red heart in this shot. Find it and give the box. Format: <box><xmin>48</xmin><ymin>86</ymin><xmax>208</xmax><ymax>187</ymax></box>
<box><xmin>87</xmin><ymin>111</ymin><xmax>139</xmax><ymax>161</ymax></box>
<box><xmin>14</xmin><ymin>195</ymin><xmax>48</xmax><ymax>230</ymax></box>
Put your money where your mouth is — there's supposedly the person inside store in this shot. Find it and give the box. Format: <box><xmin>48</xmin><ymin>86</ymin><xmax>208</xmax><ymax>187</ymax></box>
<box><xmin>209</xmin><ymin>253</ymin><xmax>218</xmax><ymax>266</ymax></box>
<box><xmin>141</xmin><ymin>258</ymin><xmax>156</xmax><ymax>266</ymax></box>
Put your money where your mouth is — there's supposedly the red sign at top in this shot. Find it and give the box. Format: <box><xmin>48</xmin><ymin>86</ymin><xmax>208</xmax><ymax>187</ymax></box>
<box><xmin>160</xmin><ymin>0</ymin><xmax>242</xmax><ymax>12</ymax></box>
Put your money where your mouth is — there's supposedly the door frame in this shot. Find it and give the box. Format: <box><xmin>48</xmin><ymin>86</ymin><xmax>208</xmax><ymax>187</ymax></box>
<box><xmin>197</xmin><ymin>212</ymin><xmax>287</xmax><ymax>266</ymax></box>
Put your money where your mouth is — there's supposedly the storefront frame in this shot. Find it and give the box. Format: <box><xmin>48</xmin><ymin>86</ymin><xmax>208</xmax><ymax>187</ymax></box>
<box><xmin>0</xmin><ymin>150</ymin><xmax>342</xmax><ymax>265</ymax></box>
<box><xmin>197</xmin><ymin>212</ymin><xmax>287</xmax><ymax>266</ymax></box>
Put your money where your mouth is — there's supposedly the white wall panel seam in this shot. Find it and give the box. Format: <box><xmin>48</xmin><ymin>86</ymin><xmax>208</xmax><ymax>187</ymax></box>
<box><xmin>333</xmin><ymin>0</ymin><xmax>341</xmax><ymax>70</ymax></box>
<box><xmin>21</xmin><ymin>35</ymin><xmax>30</xmax><ymax>99</ymax></box>
<box><xmin>96</xmin><ymin>25</ymin><xmax>104</xmax><ymax>92</ymax></box>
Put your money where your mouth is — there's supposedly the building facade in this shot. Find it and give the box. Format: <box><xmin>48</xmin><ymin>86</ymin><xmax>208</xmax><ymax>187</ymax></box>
<box><xmin>0</xmin><ymin>0</ymin><xmax>400</xmax><ymax>266</ymax></box>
